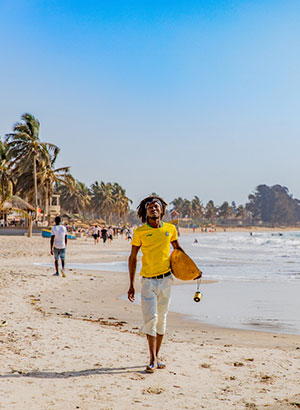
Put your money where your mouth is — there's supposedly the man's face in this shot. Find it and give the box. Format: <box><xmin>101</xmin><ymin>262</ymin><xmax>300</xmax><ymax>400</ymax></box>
<box><xmin>146</xmin><ymin>202</ymin><xmax>162</xmax><ymax>219</ymax></box>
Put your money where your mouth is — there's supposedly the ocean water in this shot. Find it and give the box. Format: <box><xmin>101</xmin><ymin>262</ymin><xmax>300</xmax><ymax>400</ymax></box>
<box><xmin>169</xmin><ymin>231</ymin><xmax>300</xmax><ymax>334</ymax></box>
<box><xmin>183</xmin><ymin>231</ymin><xmax>300</xmax><ymax>282</ymax></box>
<box><xmin>36</xmin><ymin>231</ymin><xmax>300</xmax><ymax>334</ymax></box>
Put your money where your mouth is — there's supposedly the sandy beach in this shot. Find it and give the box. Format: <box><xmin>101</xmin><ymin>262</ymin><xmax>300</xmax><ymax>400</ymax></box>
<box><xmin>1</xmin><ymin>234</ymin><xmax>300</xmax><ymax>409</ymax></box>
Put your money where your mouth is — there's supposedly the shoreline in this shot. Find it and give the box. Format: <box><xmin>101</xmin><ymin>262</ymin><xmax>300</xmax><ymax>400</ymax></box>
<box><xmin>2</xmin><ymin>232</ymin><xmax>299</xmax><ymax>341</ymax></box>
<box><xmin>15</xmin><ymin>233</ymin><xmax>300</xmax><ymax>340</ymax></box>
<box><xmin>179</xmin><ymin>226</ymin><xmax>300</xmax><ymax>234</ymax></box>
<box><xmin>1</xmin><ymin>235</ymin><xmax>300</xmax><ymax>409</ymax></box>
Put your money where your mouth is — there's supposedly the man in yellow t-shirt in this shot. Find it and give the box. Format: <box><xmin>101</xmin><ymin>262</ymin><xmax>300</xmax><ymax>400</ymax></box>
<box><xmin>128</xmin><ymin>196</ymin><xmax>183</xmax><ymax>373</ymax></box>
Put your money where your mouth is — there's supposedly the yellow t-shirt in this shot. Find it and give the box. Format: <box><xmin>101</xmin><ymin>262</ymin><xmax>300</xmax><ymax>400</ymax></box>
<box><xmin>131</xmin><ymin>222</ymin><xmax>178</xmax><ymax>278</ymax></box>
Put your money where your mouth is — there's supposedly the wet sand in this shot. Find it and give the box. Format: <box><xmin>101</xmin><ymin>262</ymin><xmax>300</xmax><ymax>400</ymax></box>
<box><xmin>0</xmin><ymin>235</ymin><xmax>300</xmax><ymax>409</ymax></box>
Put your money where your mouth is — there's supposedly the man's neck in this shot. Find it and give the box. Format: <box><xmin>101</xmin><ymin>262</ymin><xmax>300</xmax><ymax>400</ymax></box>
<box><xmin>147</xmin><ymin>218</ymin><xmax>162</xmax><ymax>228</ymax></box>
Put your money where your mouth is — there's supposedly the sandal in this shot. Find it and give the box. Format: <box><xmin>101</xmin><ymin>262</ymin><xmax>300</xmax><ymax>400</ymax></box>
<box><xmin>157</xmin><ymin>362</ymin><xmax>166</xmax><ymax>369</ymax></box>
<box><xmin>145</xmin><ymin>363</ymin><xmax>157</xmax><ymax>373</ymax></box>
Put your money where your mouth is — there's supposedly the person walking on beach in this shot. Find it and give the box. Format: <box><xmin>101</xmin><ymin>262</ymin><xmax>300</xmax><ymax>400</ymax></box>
<box><xmin>101</xmin><ymin>226</ymin><xmax>108</xmax><ymax>244</ymax></box>
<box><xmin>126</xmin><ymin>227</ymin><xmax>132</xmax><ymax>241</ymax></box>
<box><xmin>128</xmin><ymin>196</ymin><xmax>183</xmax><ymax>373</ymax></box>
<box><xmin>50</xmin><ymin>216</ymin><xmax>67</xmax><ymax>277</ymax></box>
<box><xmin>93</xmin><ymin>225</ymin><xmax>100</xmax><ymax>244</ymax></box>
<box><xmin>107</xmin><ymin>227</ymin><xmax>113</xmax><ymax>244</ymax></box>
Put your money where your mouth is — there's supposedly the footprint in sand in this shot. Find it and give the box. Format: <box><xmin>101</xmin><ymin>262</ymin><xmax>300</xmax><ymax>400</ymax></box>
<box><xmin>142</xmin><ymin>387</ymin><xmax>166</xmax><ymax>395</ymax></box>
<box><xmin>233</xmin><ymin>362</ymin><xmax>244</xmax><ymax>367</ymax></box>
<box><xmin>259</xmin><ymin>374</ymin><xmax>275</xmax><ymax>384</ymax></box>
<box><xmin>129</xmin><ymin>373</ymin><xmax>145</xmax><ymax>380</ymax></box>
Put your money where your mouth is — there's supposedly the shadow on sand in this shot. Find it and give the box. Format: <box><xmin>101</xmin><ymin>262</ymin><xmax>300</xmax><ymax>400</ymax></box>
<box><xmin>0</xmin><ymin>365</ymin><xmax>146</xmax><ymax>379</ymax></box>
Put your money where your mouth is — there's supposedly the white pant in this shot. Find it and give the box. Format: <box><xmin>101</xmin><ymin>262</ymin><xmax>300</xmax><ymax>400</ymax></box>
<box><xmin>140</xmin><ymin>274</ymin><xmax>173</xmax><ymax>336</ymax></box>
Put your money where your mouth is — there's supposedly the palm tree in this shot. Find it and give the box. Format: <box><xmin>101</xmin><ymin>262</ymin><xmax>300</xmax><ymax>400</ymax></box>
<box><xmin>5</xmin><ymin>113</ymin><xmax>58</xmax><ymax>212</ymax></box>
<box><xmin>90</xmin><ymin>181</ymin><xmax>132</xmax><ymax>224</ymax></box>
<box><xmin>0</xmin><ymin>139</ymin><xmax>13</xmax><ymax>206</ymax></box>
<box><xmin>41</xmin><ymin>166</ymin><xmax>74</xmax><ymax>222</ymax></box>
<box><xmin>191</xmin><ymin>196</ymin><xmax>203</xmax><ymax>219</ymax></box>
<box><xmin>218</xmin><ymin>201</ymin><xmax>233</xmax><ymax>223</ymax></box>
<box><xmin>205</xmin><ymin>200</ymin><xmax>216</xmax><ymax>222</ymax></box>
<box><xmin>72</xmin><ymin>181</ymin><xmax>91</xmax><ymax>215</ymax></box>
<box><xmin>98</xmin><ymin>182</ymin><xmax>114</xmax><ymax>224</ymax></box>
<box><xmin>0</xmin><ymin>138</ymin><xmax>36</xmax><ymax>236</ymax></box>
<box><xmin>90</xmin><ymin>181</ymin><xmax>102</xmax><ymax>217</ymax></box>
<box><xmin>56</xmin><ymin>180</ymin><xmax>91</xmax><ymax>215</ymax></box>
<box><xmin>112</xmin><ymin>182</ymin><xmax>132</xmax><ymax>223</ymax></box>
<box><xmin>182</xmin><ymin>199</ymin><xmax>192</xmax><ymax>218</ymax></box>
<box><xmin>236</xmin><ymin>204</ymin><xmax>247</xmax><ymax>223</ymax></box>
<box><xmin>171</xmin><ymin>197</ymin><xmax>185</xmax><ymax>218</ymax></box>
<box><xmin>37</xmin><ymin>147</ymin><xmax>73</xmax><ymax>222</ymax></box>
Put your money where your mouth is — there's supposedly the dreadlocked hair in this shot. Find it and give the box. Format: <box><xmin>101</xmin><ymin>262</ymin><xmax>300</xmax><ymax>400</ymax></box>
<box><xmin>137</xmin><ymin>196</ymin><xmax>168</xmax><ymax>223</ymax></box>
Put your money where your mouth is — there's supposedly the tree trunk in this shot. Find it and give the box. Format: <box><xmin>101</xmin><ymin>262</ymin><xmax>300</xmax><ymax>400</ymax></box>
<box><xmin>28</xmin><ymin>215</ymin><xmax>32</xmax><ymax>237</ymax></box>
<box><xmin>44</xmin><ymin>183</ymin><xmax>49</xmax><ymax>224</ymax></box>
<box><xmin>33</xmin><ymin>155</ymin><xmax>38</xmax><ymax>213</ymax></box>
<box><xmin>47</xmin><ymin>194</ymin><xmax>52</xmax><ymax>226</ymax></box>
<box><xmin>42</xmin><ymin>186</ymin><xmax>47</xmax><ymax>223</ymax></box>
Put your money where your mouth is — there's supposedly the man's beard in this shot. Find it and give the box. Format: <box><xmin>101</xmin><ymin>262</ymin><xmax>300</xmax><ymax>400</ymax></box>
<box><xmin>148</xmin><ymin>214</ymin><xmax>160</xmax><ymax>220</ymax></box>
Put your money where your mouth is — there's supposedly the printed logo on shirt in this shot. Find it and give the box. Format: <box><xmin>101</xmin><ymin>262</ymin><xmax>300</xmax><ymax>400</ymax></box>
<box><xmin>165</xmin><ymin>232</ymin><xmax>169</xmax><ymax>236</ymax></box>
<box><xmin>146</xmin><ymin>234</ymin><xmax>153</xmax><ymax>237</ymax></box>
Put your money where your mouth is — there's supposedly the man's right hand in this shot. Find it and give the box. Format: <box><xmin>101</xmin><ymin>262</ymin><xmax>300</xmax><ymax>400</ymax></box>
<box><xmin>128</xmin><ymin>286</ymin><xmax>135</xmax><ymax>302</ymax></box>
<box><xmin>50</xmin><ymin>249</ymin><xmax>53</xmax><ymax>255</ymax></box>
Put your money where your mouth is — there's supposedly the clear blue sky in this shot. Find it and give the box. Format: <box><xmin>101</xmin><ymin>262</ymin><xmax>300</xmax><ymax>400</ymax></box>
<box><xmin>1</xmin><ymin>0</ymin><xmax>300</xmax><ymax>208</ymax></box>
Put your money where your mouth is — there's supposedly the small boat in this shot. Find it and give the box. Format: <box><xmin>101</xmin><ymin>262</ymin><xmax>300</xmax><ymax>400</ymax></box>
<box><xmin>42</xmin><ymin>229</ymin><xmax>51</xmax><ymax>238</ymax></box>
<box><xmin>41</xmin><ymin>229</ymin><xmax>76</xmax><ymax>239</ymax></box>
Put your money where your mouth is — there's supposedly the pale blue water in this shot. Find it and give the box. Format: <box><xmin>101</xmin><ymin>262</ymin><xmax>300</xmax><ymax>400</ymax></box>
<box><xmin>168</xmin><ymin>281</ymin><xmax>300</xmax><ymax>334</ymax></box>
<box><xmin>36</xmin><ymin>231</ymin><xmax>300</xmax><ymax>334</ymax></box>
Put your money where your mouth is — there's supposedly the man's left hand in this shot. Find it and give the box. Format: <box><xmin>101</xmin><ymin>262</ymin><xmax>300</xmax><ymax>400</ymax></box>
<box><xmin>128</xmin><ymin>286</ymin><xmax>135</xmax><ymax>302</ymax></box>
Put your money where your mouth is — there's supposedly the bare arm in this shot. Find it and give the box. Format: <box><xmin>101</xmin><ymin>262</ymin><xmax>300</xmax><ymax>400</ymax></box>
<box><xmin>50</xmin><ymin>235</ymin><xmax>54</xmax><ymax>255</ymax></box>
<box><xmin>171</xmin><ymin>239</ymin><xmax>184</xmax><ymax>252</ymax></box>
<box><xmin>128</xmin><ymin>245</ymin><xmax>140</xmax><ymax>302</ymax></box>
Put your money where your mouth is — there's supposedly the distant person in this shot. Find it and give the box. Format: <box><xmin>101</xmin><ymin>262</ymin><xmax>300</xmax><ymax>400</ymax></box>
<box><xmin>50</xmin><ymin>216</ymin><xmax>67</xmax><ymax>277</ymax></box>
<box><xmin>107</xmin><ymin>227</ymin><xmax>113</xmax><ymax>243</ymax></box>
<box><xmin>127</xmin><ymin>227</ymin><xmax>132</xmax><ymax>241</ymax></box>
<box><xmin>101</xmin><ymin>226</ymin><xmax>108</xmax><ymax>244</ymax></box>
<box><xmin>194</xmin><ymin>238</ymin><xmax>198</xmax><ymax>243</ymax></box>
<box><xmin>93</xmin><ymin>225</ymin><xmax>100</xmax><ymax>244</ymax></box>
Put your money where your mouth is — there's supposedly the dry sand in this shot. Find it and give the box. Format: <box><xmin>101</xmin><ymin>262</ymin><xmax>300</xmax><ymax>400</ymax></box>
<box><xmin>0</xmin><ymin>234</ymin><xmax>300</xmax><ymax>410</ymax></box>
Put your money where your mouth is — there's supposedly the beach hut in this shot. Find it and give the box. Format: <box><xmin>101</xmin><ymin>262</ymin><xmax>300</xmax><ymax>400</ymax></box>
<box><xmin>0</xmin><ymin>196</ymin><xmax>36</xmax><ymax>237</ymax></box>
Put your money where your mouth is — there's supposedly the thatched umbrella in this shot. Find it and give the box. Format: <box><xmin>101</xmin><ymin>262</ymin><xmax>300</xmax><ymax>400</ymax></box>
<box><xmin>78</xmin><ymin>223</ymin><xmax>90</xmax><ymax>229</ymax></box>
<box><xmin>90</xmin><ymin>219</ymin><xmax>106</xmax><ymax>226</ymax></box>
<box><xmin>1</xmin><ymin>196</ymin><xmax>35</xmax><ymax>237</ymax></box>
<box><xmin>97</xmin><ymin>219</ymin><xmax>106</xmax><ymax>225</ymax></box>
